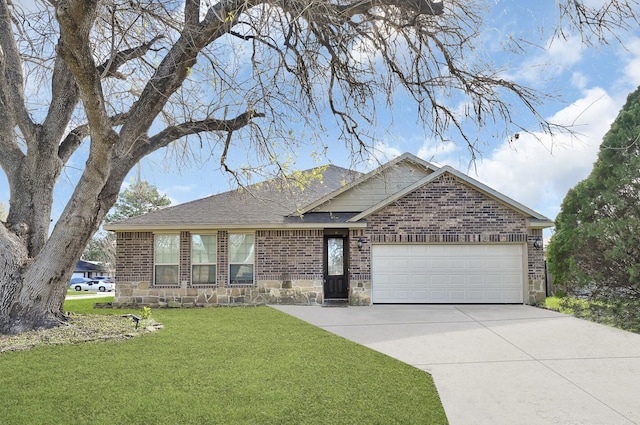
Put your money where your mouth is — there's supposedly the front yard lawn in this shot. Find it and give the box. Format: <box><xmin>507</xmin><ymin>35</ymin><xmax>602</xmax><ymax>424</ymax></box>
<box><xmin>0</xmin><ymin>299</ymin><xmax>448</xmax><ymax>424</ymax></box>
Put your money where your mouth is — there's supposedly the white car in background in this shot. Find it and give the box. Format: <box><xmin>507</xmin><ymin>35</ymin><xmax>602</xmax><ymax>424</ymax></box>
<box><xmin>69</xmin><ymin>278</ymin><xmax>114</xmax><ymax>292</ymax></box>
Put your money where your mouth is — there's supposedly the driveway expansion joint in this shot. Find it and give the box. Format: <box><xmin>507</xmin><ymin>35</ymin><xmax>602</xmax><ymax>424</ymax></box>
<box><xmin>454</xmin><ymin>306</ymin><xmax>638</xmax><ymax>424</ymax></box>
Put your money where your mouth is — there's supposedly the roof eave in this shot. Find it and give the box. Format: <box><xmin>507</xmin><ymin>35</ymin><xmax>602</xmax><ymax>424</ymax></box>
<box><xmin>528</xmin><ymin>219</ymin><xmax>555</xmax><ymax>229</ymax></box>
<box><xmin>104</xmin><ymin>222</ymin><xmax>368</xmax><ymax>232</ymax></box>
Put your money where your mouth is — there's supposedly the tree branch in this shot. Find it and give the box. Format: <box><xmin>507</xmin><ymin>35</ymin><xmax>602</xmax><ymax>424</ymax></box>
<box><xmin>184</xmin><ymin>0</ymin><xmax>200</xmax><ymax>28</ymax></box>
<box><xmin>119</xmin><ymin>0</ymin><xmax>259</xmax><ymax>144</ymax></box>
<box><xmin>338</xmin><ymin>0</ymin><xmax>444</xmax><ymax>19</ymax></box>
<box><xmin>41</xmin><ymin>54</ymin><xmax>80</xmax><ymax>148</ymax></box>
<box><xmin>55</xmin><ymin>0</ymin><xmax>114</xmax><ymax>147</ymax></box>
<box><xmin>97</xmin><ymin>35</ymin><xmax>164</xmax><ymax>80</ymax></box>
<box><xmin>58</xmin><ymin>112</ymin><xmax>130</xmax><ymax>164</ymax></box>
<box><xmin>147</xmin><ymin>109</ymin><xmax>265</xmax><ymax>149</ymax></box>
<box><xmin>0</xmin><ymin>1</ymin><xmax>37</xmax><ymax>139</ymax></box>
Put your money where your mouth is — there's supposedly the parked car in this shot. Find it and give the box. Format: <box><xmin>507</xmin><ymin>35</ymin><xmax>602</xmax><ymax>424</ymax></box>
<box><xmin>70</xmin><ymin>278</ymin><xmax>114</xmax><ymax>292</ymax></box>
<box><xmin>69</xmin><ymin>277</ymin><xmax>92</xmax><ymax>286</ymax></box>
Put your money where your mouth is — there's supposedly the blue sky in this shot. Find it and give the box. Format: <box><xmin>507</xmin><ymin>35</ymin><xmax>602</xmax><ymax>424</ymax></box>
<box><xmin>1</xmin><ymin>1</ymin><xmax>639</xmax><ymax>238</ymax></box>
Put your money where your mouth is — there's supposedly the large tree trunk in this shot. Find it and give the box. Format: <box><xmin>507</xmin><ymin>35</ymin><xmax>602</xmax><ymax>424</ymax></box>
<box><xmin>0</xmin><ymin>208</ymin><xmax>90</xmax><ymax>333</ymax></box>
<box><xmin>0</xmin><ymin>147</ymin><xmax>120</xmax><ymax>333</ymax></box>
<box><xmin>0</xmin><ymin>205</ymin><xmax>111</xmax><ymax>334</ymax></box>
<box><xmin>0</xmin><ymin>225</ymin><xmax>67</xmax><ymax>334</ymax></box>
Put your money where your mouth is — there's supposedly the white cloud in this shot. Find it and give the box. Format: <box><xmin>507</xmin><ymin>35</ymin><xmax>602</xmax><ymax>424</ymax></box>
<box><xmin>621</xmin><ymin>36</ymin><xmax>640</xmax><ymax>88</ymax></box>
<box><xmin>466</xmin><ymin>87</ymin><xmax>619</xmax><ymax>221</ymax></box>
<box><xmin>507</xmin><ymin>35</ymin><xmax>584</xmax><ymax>85</ymax></box>
<box><xmin>546</xmin><ymin>35</ymin><xmax>584</xmax><ymax>68</ymax></box>
<box><xmin>161</xmin><ymin>184</ymin><xmax>197</xmax><ymax>205</ymax></box>
<box><xmin>417</xmin><ymin>139</ymin><xmax>459</xmax><ymax>163</ymax></box>
<box><xmin>364</xmin><ymin>142</ymin><xmax>403</xmax><ymax>170</ymax></box>
<box><xmin>570</xmin><ymin>71</ymin><xmax>589</xmax><ymax>89</ymax></box>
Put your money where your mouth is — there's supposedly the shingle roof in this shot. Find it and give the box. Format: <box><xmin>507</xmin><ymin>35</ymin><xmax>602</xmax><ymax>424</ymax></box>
<box><xmin>75</xmin><ymin>260</ymin><xmax>106</xmax><ymax>272</ymax></box>
<box><xmin>104</xmin><ymin>165</ymin><xmax>362</xmax><ymax>230</ymax></box>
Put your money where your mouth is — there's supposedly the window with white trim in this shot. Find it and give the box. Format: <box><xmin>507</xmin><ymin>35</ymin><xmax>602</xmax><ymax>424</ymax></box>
<box><xmin>229</xmin><ymin>233</ymin><xmax>254</xmax><ymax>285</ymax></box>
<box><xmin>154</xmin><ymin>234</ymin><xmax>179</xmax><ymax>285</ymax></box>
<box><xmin>191</xmin><ymin>234</ymin><xmax>217</xmax><ymax>285</ymax></box>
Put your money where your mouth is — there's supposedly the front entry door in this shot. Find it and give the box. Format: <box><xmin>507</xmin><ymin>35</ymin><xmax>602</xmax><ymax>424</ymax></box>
<box><xmin>324</xmin><ymin>236</ymin><xmax>349</xmax><ymax>300</ymax></box>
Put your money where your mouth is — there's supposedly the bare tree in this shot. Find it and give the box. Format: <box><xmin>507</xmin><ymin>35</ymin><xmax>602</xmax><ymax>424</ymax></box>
<box><xmin>556</xmin><ymin>0</ymin><xmax>639</xmax><ymax>45</ymax></box>
<box><xmin>0</xmin><ymin>0</ymin><xmax>632</xmax><ymax>333</ymax></box>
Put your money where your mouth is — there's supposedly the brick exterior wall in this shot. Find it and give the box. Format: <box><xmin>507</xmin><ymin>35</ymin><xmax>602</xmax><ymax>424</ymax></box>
<box><xmin>367</xmin><ymin>175</ymin><xmax>528</xmax><ymax>240</ymax></box>
<box><xmin>114</xmin><ymin>229</ymin><xmax>326</xmax><ymax>307</ymax></box>
<box><xmin>217</xmin><ymin>231</ymin><xmax>228</xmax><ymax>285</ymax></box>
<box><xmin>179</xmin><ymin>231</ymin><xmax>190</xmax><ymax>286</ymax></box>
<box><xmin>256</xmin><ymin>230</ymin><xmax>323</xmax><ymax>279</ymax></box>
<box><xmin>113</xmin><ymin>173</ymin><xmax>547</xmax><ymax>307</ymax></box>
<box><xmin>115</xmin><ymin>232</ymin><xmax>153</xmax><ymax>282</ymax></box>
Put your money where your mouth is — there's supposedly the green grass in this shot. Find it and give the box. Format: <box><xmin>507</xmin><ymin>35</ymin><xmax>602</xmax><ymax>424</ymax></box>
<box><xmin>66</xmin><ymin>288</ymin><xmax>116</xmax><ymax>297</ymax></box>
<box><xmin>0</xmin><ymin>301</ymin><xmax>448</xmax><ymax>425</ymax></box>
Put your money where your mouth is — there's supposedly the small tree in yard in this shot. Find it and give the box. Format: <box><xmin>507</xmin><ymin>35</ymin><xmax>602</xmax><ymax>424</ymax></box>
<box><xmin>0</xmin><ymin>0</ymin><xmax>637</xmax><ymax>334</ymax></box>
<box><xmin>83</xmin><ymin>181</ymin><xmax>171</xmax><ymax>268</ymax></box>
<box><xmin>104</xmin><ymin>181</ymin><xmax>172</xmax><ymax>225</ymax></box>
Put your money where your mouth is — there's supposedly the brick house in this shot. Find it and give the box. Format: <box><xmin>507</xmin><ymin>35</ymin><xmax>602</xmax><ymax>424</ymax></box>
<box><xmin>104</xmin><ymin>153</ymin><xmax>552</xmax><ymax>307</ymax></box>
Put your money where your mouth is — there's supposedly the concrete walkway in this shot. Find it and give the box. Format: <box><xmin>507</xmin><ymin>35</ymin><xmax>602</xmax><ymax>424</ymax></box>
<box><xmin>272</xmin><ymin>304</ymin><xmax>640</xmax><ymax>425</ymax></box>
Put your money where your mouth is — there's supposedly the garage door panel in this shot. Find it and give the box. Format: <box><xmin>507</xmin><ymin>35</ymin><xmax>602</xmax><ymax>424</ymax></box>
<box><xmin>432</xmin><ymin>258</ymin><xmax>448</xmax><ymax>268</ymax></box>
<box><xmin>430</xmin><ymin>291</ymin><xmax>448</xmax><ymax>301</ymax></box>
<box><xmin>466</xmin><ymin>291</ymin><xmax>484</xmax><ymax>300</ymax></box>
<box><xmin>372</xmin><ymin>244</ymin><xmax>524</xmax><ymax>304</ymax></box>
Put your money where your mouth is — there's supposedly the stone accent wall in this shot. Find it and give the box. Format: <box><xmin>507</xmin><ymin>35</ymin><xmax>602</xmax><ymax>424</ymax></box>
<box><xmin>113</xmin><ymin>279</ymin><xmax>324</xmax><ymax>308</ymax></box>
<box><xmin>349</xmin><ymin>229</ymin><xmax>372</xmax><ymax>306</ymax></box>
<box><xmin>527</xmin><ymin>229</ymin><xmax>546</xmax><ymax>304</ymax></box>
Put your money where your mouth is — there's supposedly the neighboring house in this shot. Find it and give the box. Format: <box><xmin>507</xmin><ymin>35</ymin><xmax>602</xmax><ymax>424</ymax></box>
<box><xmin>104</xmin><ymin>153</ymin><xmax>552</xmax><ymax>307</ymax></box>
<box><xmin>73</xmin><ymin>259</ymin><xmax>108</xmax><ymax>279</ymax></box>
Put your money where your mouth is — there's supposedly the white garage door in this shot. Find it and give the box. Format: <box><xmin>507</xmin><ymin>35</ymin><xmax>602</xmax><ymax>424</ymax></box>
<box><xmin>372</xmin><ymin>244</ymin><xmax>524</xmax><ymax>304</ymax></box>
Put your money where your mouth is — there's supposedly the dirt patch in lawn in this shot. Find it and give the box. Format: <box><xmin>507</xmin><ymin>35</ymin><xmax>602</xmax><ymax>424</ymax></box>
<box><xmin>0</xmin><ymin>314</ymin><xmax>162</xmax><ymax>354</ymax></box>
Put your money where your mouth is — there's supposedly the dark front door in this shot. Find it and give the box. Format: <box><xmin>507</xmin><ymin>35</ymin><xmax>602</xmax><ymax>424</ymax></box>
<box><xmin>324</xmin><ymin>235</ymin><xmax>349</xmax><ymax>300</ymax></box>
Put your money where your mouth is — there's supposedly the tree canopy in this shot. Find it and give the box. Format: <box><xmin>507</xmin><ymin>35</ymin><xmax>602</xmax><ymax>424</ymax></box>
<box><xmin>105</xmin><ymin>181</ymin><xmax>172</xmax><ymax>224</ymax></box>
<box><xmin>0</xmin><ymin>0</ymin><xmax>638</xmax><ymax>334</ymax></box>
<box><xmin>83</xmin><ymin>180</ymin><xmax>171</xmax><ymax>265</ymax></box>
<box><xmin>547</xmin><ymin>85</ymin><xmax>640</xmax><ymax>330</ymax></box>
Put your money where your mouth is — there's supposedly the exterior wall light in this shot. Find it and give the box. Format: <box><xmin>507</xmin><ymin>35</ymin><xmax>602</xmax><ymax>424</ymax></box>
<box><xmin>533</xmin><ymin>237</ymin><xmax>543</xmax><ymax>250</ymax></box>
<box><xmin>357</xmin><ymin>237</ymin><xmax>365</xmax><ymax>251</ymax></box>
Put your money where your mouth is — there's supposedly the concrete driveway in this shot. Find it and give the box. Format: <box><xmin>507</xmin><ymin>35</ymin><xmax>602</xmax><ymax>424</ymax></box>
<box><xmin>272</xmin><ymin>304</ymin><xmax>640</xmax><ymax>425</ymax></box>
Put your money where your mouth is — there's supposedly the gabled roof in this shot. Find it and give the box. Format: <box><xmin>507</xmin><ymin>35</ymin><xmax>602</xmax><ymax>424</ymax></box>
<box><xmin>104</xmin><ymin>165</ymin><xmax>362</xmax><ymax>231</ymax></box>
<box><xmin>104</xmin><ymin>153</ymin><xmax>553</xmax><ymax>231</ymax></box>
<box><xmin>296</xmin><ymin>152</ymin><xmax>440</xmax><ymax>215</ymax></box>
<box><xmin>348</xmin><ymin>165</ymin><xmax>553</xmax><ymax>227</ymax></box>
